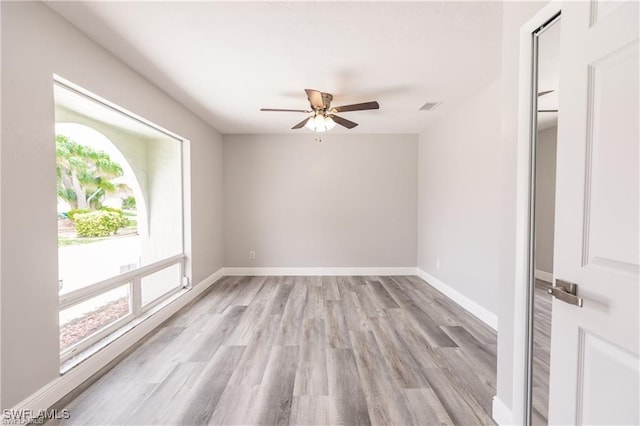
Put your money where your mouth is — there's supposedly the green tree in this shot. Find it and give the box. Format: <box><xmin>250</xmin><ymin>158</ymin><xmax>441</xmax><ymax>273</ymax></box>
<box><xmin>56</xmin><ymin>134</ymin><xmax>125</xmax><ymax>210</ymax></box>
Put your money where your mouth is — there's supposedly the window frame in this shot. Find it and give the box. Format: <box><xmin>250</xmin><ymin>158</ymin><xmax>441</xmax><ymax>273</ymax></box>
<box><xmin>54</xmin><ymin>76</ymin><xmax>189</xmax><ymax>365</ymax></box>
<box><xmin>59</xmin><ymin>254</ymin><xmax>186</xmax><ymax>363</ymax></box>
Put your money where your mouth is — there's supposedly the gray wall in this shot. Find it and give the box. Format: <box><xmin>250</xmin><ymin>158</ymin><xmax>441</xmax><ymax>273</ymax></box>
<box><xmin>223</xmin><ymin>134</ymin><xmax>418</xmax><ymax>268</ymax></box>
<box><xmin>417</xmin><ymin>79</ymin><xmax>502</xmax><ymax>316</ymax></box>
<box><xmin>535</xmin><ymin>126</ymin><xmax>557</xmax><ymax>277</ymax></box>
<box><xmin>1</xmin><ymin>2</ymin><xmax>224</xmax><ymax>407</ymax></box>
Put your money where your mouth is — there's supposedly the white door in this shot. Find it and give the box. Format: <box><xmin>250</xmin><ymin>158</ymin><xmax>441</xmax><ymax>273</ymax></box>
<box><xmin>549</xmin><ymin>1</ymin><xmax>639</xmax><ymax>425</ymax></box>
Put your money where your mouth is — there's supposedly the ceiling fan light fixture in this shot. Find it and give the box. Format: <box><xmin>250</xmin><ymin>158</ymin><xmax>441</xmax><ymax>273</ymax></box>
<box><xmin>305</xmin><ymin>114</ymin><xmax>324</xmax><ymax>132</ymax></box>
<box><xmin>305</xmin><ymin>113</ymin><xmax>335</xmax><ymax>132</ymax></box>
<box><xmin>324</xmin><ymin>115</ymin><xmax>336</xmax><ymax>131</ymax></box>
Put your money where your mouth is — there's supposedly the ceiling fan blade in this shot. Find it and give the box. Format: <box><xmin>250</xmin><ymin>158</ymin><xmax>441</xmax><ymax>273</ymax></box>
<box><xmin>332</xmin><ymin>101</ymin><xmax>380</xmax><ymax>113</ymax></box>
<box><xmin>538</xmin><ymin>90</ymin><xmax>554</xmax><ymax>97</ymax></box>
<box><xmin>305</xmin><ymin>89</ymin><xmax>324</xmax><ymax>109</ymax></box>
<box><xmin>330</xmin><ymin>114</ymin><xmax>358</xmax><ymax>129</ymax></box>
<box><xmin>292</xmin><ymin>116</ymin><xmax>312</xmax><ymax>129</ymax></box>
<box><xmin>260</xmin><ymin>108</ymin><xmax>311</xmax><ymax>113</ymax></box>
<box><xmin>538</xmin><ymin>109</ymin><xmax>559</xmax><ymax>112</ymax></box>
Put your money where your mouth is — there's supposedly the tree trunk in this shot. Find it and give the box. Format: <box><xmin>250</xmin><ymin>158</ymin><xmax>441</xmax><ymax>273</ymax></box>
<box><xmin>71</xmin><ymin>171</ymin><xmax>88</xmax><ymax>209</ymax></box>
<box><xmin>60</xmin><ymin>171</ymin><xmax>78</xmax><ymax>209</ymax></box>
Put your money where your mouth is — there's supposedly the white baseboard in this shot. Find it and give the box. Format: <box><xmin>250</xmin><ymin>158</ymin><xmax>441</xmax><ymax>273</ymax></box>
<box><xmin>416</xmin><ymin>268</ymin><xmax>498</xmax><ymax>331</ymax></box>
<box><xmin>222</xmin><ymin>267</ymin><xmax>417</xmax><ymax>276</ymax></box>
<box><xmin>9</xmin><ymin>268</ymin><xmax>225</xmax><ymax>422</ymax></box>
<box><xmin>492</xmin><ymin>395</ymin><xmax>514</xmax><ymax>425</ymax></box>
<box><xmin>534</xmin><ymin>269</ymin><xmax>553</xmax><ymax>283</ymax></box>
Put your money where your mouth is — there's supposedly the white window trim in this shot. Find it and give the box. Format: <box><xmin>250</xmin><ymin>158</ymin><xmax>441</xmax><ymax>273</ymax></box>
<box><xmin>60</xmin><ymin>255</ymin><xmax>186</xmax><ymax>364</ymax></box>
<box><xmin>53</xmin><ymin>75</ymin><xmax>190</xmax><ymax>366</ymax></box>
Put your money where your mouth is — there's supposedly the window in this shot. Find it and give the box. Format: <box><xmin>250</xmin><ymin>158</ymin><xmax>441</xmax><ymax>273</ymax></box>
<box><xmin>54</xmin><ymin>77</ymin><xmax>187</xmax><ymax>363</ymax></box>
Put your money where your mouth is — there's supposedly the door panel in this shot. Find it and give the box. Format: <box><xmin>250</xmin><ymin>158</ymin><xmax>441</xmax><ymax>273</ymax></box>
<box><xmin>585</xmin><ymin>40</ymin><xmax>639</xmax><ymax>272</ymax></box>
<box><xmin>590</xmin><ymin>1</ymin><xmax>625</xmax><ymax>26</ymax></box>
<box><xmin>578</xmin><ymin>331</ymin><xmax>640</xmax><ymax>425</ymax></box>
<box><xmin>549</xmin><ymin>1</ymin><xmax>639</xmax><ymax>425</ymax></box>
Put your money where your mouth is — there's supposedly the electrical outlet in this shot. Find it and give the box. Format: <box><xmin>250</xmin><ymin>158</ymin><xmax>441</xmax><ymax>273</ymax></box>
<box><xmin>436</xmin><ymin>258</ymin><xmax>440</xmax><ymax>270</ymax></box>
<box><xmin>249</xmin><ymin>250</ymin><xmax>256</xmax><ymax>260</ymax></box>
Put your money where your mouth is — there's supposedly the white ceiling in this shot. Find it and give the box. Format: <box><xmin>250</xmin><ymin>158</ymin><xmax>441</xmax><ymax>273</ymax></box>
<box><xmin>46</xmin><ymin>1</ymin><xmax>503</xmax><ymax>134</ymax></box>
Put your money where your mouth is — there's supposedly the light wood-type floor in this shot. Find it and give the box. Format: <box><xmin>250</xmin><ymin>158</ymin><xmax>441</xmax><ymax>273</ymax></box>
<box><xmin>532</xmin><ymin>279</ymin><xmax>552</xmax><ymax>425</ymax></box>
<box><xmin>58</xmin><ymin>275</ymin><xmax>499</xmax><ymax>425</ymax></box>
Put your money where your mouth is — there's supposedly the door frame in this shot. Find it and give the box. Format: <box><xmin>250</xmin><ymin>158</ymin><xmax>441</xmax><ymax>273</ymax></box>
<box><xmin>512</xmin><ymin>1</ymin><xmax>562</xmax><ymax>425</ymax></box>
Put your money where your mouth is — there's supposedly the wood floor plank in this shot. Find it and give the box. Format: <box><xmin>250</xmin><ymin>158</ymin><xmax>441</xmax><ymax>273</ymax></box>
<box><xmin>338</xmin><ymin>284</ymin><xmax>371</xmax><ymax>332</ymax></box>
<box><xmin>228</xmin><ymin>275</ymin><xmax>269</xmax><ymax>307</ymax></box>
<box><xmin>293</xmin><ymin>318</ymin><xmax>328</xmax><ymax>396</ymax></box>
<box><xmin>223</xmin><ymin>277</ymin><xmax>279</xmax><ymax>346</ymax></box>
<box><xmin>125</xmin><ymin>361</ymin><xmax>205</xmax><ymax>425</ymax></box>
<box><xmin>62</xmin><ymin>381</ymin><xmax>156</xmax><ymax>425</ymax></box>
<box><xmin>249</xmin><ymin>345</ymin><xmax>298</xmax><ymax>425</ymax></box>
<box><xmin>326</xmin><ymin>348</ymin><xmax>371</xmax><ymax>426</ymax></box>
<box><xmin>187</xmin><ymin>305</ymin><xmax>246</xmax><ymax>362</ymax></box>
<box><xmin>323</xmin><ymin>276</ymin><xmax>341</xmax><ymax>301</ymax></box>
<box><xmin>367</xmin><ymin>278</ymin><xmax>401</xmax><ymax>309</ymax></box>
<box><xmin>404</xmin><ymin>388</ymin><xmax>455</xmax><ymax>425</ymax></box>
<box><xmin>435</xmin><ymin>347</ymin><xmax>495</xmax><ymax>415</ymax></box>
<box><xmin>402</xmin><ymin>304</ymin><xmax>458</xmax><ymax>348</ymax></box>
<box><xmin>167</xmin><ymin>279</ymin><xmax>229</xmax><ymax>327</ymax></box>
<box><xmin>134</xmin><ymin>313</ymin><xmax>225</xmax><ymax>383</ymax></box>
<box><xmin>420</xmin><ymin>367</ymin><xmax>494</xmax><ymax>426</ymax></box>
<box><xmin>207</xmin><ymin>384</ymin><xmax>259</xmax><ymax>425</ymax></box>
<box><xmin>533</xmin><ymin>281</ymin><xmax>552</xmax><ymax>424</ymax></box>
<box><xmin>369</xmin><ymin>316</ymin><xmax>431</xmax><ymax>389</ymax></box>
<box><xmin>205</xmin><ymin>276</ymin><xmax>247</xmax><ymax>314</ymax></box>
<box><xmin>173</xmin><ymin>345</ymin><xmax>246</xmax><ymax>425</ymax></box>
<box><xmin>324</xmin><ymin>300</ymin><xmax>351</xmax><ymax>349</ymax></box>
<box><xmin>532</xmin><ymin>384</ymin><xmax>550</xmax><ymax>426</ymax></box>
<box><xmin>403</xmin><ymin>275</ymin><xmax>496</xmax><ymax>345</ymax></box>
<box><xmin>274</xmin><ymin>282</ymin><xmax>308</xmax><ymax>346</ymax></box>
<box><xmin>103</xmin><ymin>324</ymin><xmax>186</xmax><ymax>383</ymax></box>
<box><xmin>376</xmin><ymin>275</ymin><xmax>414</xmax><ymax>308</ymax></box>
<box><xmin>432</xmin><ymin>295</ymin><xmax>496</xmax><ymax>345</ymax></box>
<box><xmin>302</xmin><ymin>277</ymin><xmax>324</xmax><ymax>320</ymax></box>
<box><xmin>265</xmin><ymin>280</ymin><xmax>294</xmax><ymax>316</ymax></box>
<box><xmin>227</xmin><ymin>313</ymin><xmax>283</xmax><ymax>386</ymax></box>
<box><xmin>353</xmin><ymin>279</ymin><xmax>387</xmax><ymax>318</ymax></box>
<box><xmin>384</xmin><ymin>307</ymin><xmax>440</xmax><ymax>370</ymax></box>
<box><xmin>289</xmin><ymin>395</ymin><xmax>330</xmax><ymax>425</ymax></box>
<box><xmin>349</xmin><ymin>329</ymin><xmax>418</xmax><ymax>425</ymax></box>
<box><xmin>390</xmin><ymin>276</ymin><xmax>458</xmax><ymax>328</ymax></box>
<box><xmin>441</xmin><ymin>325</ymin><xmax>497</xmax><ymax>375</ymax></box>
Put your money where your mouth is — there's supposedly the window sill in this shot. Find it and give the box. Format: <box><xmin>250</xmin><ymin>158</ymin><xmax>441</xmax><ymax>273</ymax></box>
<box><xmin>60</xmin><ymin>287</ymin><xmax>189</xmax><ymax>374</ymax></box>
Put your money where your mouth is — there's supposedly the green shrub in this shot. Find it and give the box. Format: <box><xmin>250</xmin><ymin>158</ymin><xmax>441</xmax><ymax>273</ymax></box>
<box><xmin>72</xmin><ymin>210</ymin><xmax>129</xmax><ymax>237</ymax></box>
<box><xmin>67</xmin><ymin>208</ymin><xmax>91</xmax><ymax>221</ymax></box>
<box><xmin>99</xmin><ymin>206</ymin><xmax>123</xmax><ymax>215</ymax></box>
<box><xmin>122</xmin><ymin>196</ymin><xmax>136</xmax><ymax>210</ymax></box>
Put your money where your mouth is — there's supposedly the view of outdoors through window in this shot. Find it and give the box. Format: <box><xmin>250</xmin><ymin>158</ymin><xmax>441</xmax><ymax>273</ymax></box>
<box><xmin>55</xmin><ymin>82</ymin><xmax>184</xmax><ymax>359</ymax></box>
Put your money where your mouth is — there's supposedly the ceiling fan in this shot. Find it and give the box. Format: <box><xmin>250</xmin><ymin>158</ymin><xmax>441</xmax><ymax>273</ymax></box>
<box><xmin>261</xmin><ymin>89</ymin><xmax>380</xmax><ymax>132</ymax></box>
<box><xmin>538</xmin><ymin>90</ymin><xmax>558</xmax><ymax>112</ymax></box>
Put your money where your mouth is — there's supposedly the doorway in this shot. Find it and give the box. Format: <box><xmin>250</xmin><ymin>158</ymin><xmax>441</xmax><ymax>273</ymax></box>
<box><xmin>519</xmin><ymin>2</ymin><xmax>639</xmax><ymax>425</ymax></box>
<box><xmin>530</xmin><ymin>16</ymin><xmax>560</xmax><ymax>426</ymax></box>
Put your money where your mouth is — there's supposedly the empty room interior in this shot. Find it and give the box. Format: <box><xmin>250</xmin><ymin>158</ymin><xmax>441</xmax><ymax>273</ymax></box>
<box><xmin>1</xmin><ymin>1</ymin><xmax>638</xmax><ymax>425</ymax></box>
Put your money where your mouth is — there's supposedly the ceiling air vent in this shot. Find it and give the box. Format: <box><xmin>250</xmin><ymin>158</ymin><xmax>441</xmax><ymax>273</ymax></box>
<box><xmin>419</xmin><ymin>101</ymin><xmax>442</xmax><ymax>111</ymax></box>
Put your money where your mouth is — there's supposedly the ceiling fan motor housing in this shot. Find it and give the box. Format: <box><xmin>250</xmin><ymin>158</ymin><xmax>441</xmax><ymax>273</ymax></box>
<box><xmin>314</xmin><ymin>92</ymin><xmax>333</xmax><ymax>111</ymax></box>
